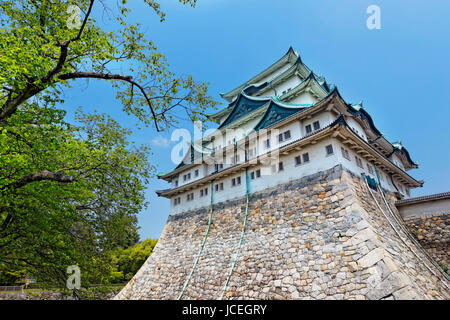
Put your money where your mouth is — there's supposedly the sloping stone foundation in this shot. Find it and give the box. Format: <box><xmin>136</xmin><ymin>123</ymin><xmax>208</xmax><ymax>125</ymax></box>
<box><xmin>115</xmin><ymin>165</ymin><xmax>449</xmax><ymax>300</ymax></box>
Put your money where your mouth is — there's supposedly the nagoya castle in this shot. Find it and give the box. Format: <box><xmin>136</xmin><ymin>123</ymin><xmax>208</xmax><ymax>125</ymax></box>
<box><xmin>116</xmin><ymin>47</ymin><xmax>449</xmax><ymax>300</ymax></box>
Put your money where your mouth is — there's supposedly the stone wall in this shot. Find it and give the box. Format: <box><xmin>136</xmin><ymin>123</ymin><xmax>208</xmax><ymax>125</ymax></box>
<box><xmin>403</xmin><ymin>214</ymin><xmax>449</xmax><ymax>272</ymax></box>
<box><xmin>115</xmin><ymin>165</ymin><xmax>449</xmax><ymax>300</ymax></box>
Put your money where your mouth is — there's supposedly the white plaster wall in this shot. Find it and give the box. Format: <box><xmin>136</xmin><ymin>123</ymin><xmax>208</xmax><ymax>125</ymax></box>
<box><xmin>256</xmin><ymin>63</ymin><xmax>293</xmax><ymax>86</ymax></box>
<box><xmin>247</xmin><ymin>138</ymin><xmax>341</xmax><ymax>195</ymax></box>
<box><xmin>336</xmin><ymin>140</ymin><xmax>398</xmax><ymax>193</ymax></box>
<box><xmin>169</xmin><ymin>138</ymin><xmax>342</xmax><ymax>214</ymax></box>
<box><xmin>287</xmin><ymin>91</ymin><xmax>318</xmax><ymax>105</ymax></box>
<box><xmin>256</xmin><ymin>75</ymin><xmax>302</xmax><ymax>97</ymax></box>
<box><xmin>397</xmin><ymin>198</ymin><xmax>450</xmax><ymax>219</ymax></box>
<box><xmin>391</xmin><ymin>154</ymin><xmax>405</xmax><ymax>171</ymax></box>
<box><xmin>346</xmin><ymin>116</ymin><xmax>368</xmax><ymax>142</ymax></box>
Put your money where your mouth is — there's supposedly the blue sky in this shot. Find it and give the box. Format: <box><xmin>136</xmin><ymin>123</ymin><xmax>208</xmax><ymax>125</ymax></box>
<box><xmin>63</xmin><ymin>0</ymin><xmax>450</xmax><ymax>239</ymax></box>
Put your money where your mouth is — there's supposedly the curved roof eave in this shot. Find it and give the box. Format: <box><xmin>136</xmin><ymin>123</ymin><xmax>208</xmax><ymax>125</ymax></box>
<box><xmin>347</xmin><ymin>102</ymin><xmax>382</xmax><ymax>137</ymax></box>
<box><xmin>220</xmin><ymin>47</ymin><xmax>299</xmax><ymax>102</ymax></box>
<box><xmin>391</xmin><ymin>141</ymin><xmax>418</xmax><ymax>168</ymax></box>
<box><xmin>347</xmin><ymin>104</ymin><xmax>418</xmax><ymax>169</ymax></box>
<box><xmin>217</xmin><ymin>93</ymin><xmax>273</xmax><ymax>129</ymax></box>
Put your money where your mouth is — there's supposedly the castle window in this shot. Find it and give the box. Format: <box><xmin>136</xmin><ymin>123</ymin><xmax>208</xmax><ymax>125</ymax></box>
<box><xmin>215</xmin><ymin>183</ymin><xmax>223</xmax><ymax>192</ymax></box>
<box><xmin>250</xmin><ymin>171</ymin><xmax>255</xmax><ymax>180</ymax></box>
<box><xmin>302</xmin><ymin>153</ymin><xmax>310</xmax><ymax>163</ymax></box>
<box><xmin>305</xmin><ymin>124</ymin><xmax>312</xmax><ymax>134</ymax></box>
<box><xmin>175</xmin><ymin>180</ymin><xmax>178</xmax><ymax>187</ymax></box>
<box><xmin>341</xmin><ymin>147</ymin><xmax>350</xmax><ymax>160</ymax></box>
<box><xmin>256</xmin><ymin>169</ymin><xmax>261</xmax><ymax>178</ymax></box>
<box><xmin>200</xmin><ymin>188</ymin><xmax>208</xmax><ymax>197</ymax></box>
<box><xmin>215</xmin><ymin>163</ymin><xmax>224</xmax><ymax>171</ymax></box>
<box><xmin>313</xmin><ymin>121</ymin><xmax>320</xmax><ymax>131</ymax></box>
<box><xmin>278</xmin><ymin>133</ymin><xmax>283</xmax><ymax>143</ymax></box>
<box><xmin>187</xmin><ymin>193</ymin><xmax>194</xmax><ymax>201</ymax></box>
<box><xmin>355</xmin><ymin>156</ymin><xmax>363</xmax><ymax>168</ymax></box>
<box><xmin>173</xmin><ymin>197</ymin><xmax>181</xmax><ymax>206</ymax></box>
<box><xmin>284</xmin><ymin>130</ymin><xmax>291</xmax><ymax>140</ymax></box>
<box><xmin>295</xmin><ymin>156</ymin><xmax>301</xmax><ymax>166</ymax></box>
<box><xmin>232</xmin><ymin>176</ymin><xmax>241</xmax><ymax>187</ymax></box>
<box><xmin>264</xmin><ymin>139</ymin><xmax>271</xmax><ymax>149</ymax></box>
<box><xmin>278</xmin><ymin>162</ymin><xmax>284</xmax><ymax>171</ymax></box>
<box><xmin>325</xmin><ymin>144</ymin><xmax>334</xmax><ymax>155</ymax></box>
<box><xmin>194</xmin><ymin>169</ymin><xmax>199</xmax><ymax>177</ymax></box>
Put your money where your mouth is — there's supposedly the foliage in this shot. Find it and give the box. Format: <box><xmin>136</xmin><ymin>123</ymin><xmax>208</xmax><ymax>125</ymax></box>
<box><xmin>0</xmin><ymin>102</ymin><xmax>152</xmax><ymax>288</ymax></box>
<box><xmin>0</xmin><ymin>0</ymin><xmax>219</xmax><ymax>130</ymax></box>
<box><xmin>108</xmin><ymin>238</ymin><xmax>158</xmax><ymax>283</ymax></box>
<box><xmin>0</xmin><ymin>0</ymin><xmax>218</xmax><ymax>294</ymax></box>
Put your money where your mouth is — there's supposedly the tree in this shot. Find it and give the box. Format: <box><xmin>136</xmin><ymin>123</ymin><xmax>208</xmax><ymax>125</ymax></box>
<box><xmin>0</xmin><ymin>103</ymin><xmax>152</xmax><ymax>289</ymax></box>
<box><xmin>109</xmin><ymin>238</ymin><xmax>158</xmax><ymax>283</ymax></box>
<box><xmin>0</xmin><ymin>0</ymin><xmax>218</xmax><ymax>131</ymax></box>
<box><xmin>0</xmin><ymin>0</ymin><xmax>218</xmax><ymax>295</ymax></box>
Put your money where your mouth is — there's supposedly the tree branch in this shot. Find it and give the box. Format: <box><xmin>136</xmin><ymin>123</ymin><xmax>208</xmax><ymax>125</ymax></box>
<box><xmin>58</xmin><ymin>71</ymin><xmax>160</xmax><ymax>131</ymax></box>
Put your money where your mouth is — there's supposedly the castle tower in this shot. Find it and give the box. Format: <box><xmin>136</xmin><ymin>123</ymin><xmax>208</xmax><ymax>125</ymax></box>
<box><xmin>115</xmin><ymin>48</ymin><xmax>449</xmax><ymax>300</ymax></box>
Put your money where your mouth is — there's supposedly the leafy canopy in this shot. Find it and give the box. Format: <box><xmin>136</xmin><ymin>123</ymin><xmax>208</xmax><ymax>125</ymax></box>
<box><xmin>0</xmin><ymin>0</ymin><xmax>218</xmax><ymax>291</ymax></box>
<box><xmin>0</xmin><ymin>0</ymin><xmax>219</xmax><ymax>130</ymax></box>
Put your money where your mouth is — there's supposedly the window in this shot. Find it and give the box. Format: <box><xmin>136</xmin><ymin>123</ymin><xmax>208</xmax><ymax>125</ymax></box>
<box><xmin>200</xmin><ymin>188</ymin><xmax>208</xmax><ymax>197</ymax></box>
<box><xmin>187</xmin><ymin>193</ymin><xmax>194</xmax><ymax>201</ymax></box>
<box><xmin>174</xmin><ymin>180</ymin><xmax>178</xmax><ymax>187</ymax></box>
<box><xmin>325</xmin><ymin>144</ymin><xmax>334</xmax><ymax>155</ymax></box>
<box><xmin>173</xmin><ymin>197</ymin><xmax>181</xmax><ymax>206</ymax></box>
<box><xmin>295</xmin><ymin>156</ymin><xmax>301</xmax><ymax>166</ymax></box>
<box><xmin>233</xmin><ymin>154</ymin><xmax>240</xmax><ymax>164</ymax></box>
<box><xmin>355</xmin><ymin>156</ymin><xmax>363</xmax><ymax>168</ymax></box>
<box><xmin>215</xmin><ymin>163</ymin><xmax>224</xmax><ymax>171</ymax></box>
<box><xmin>215</xmin><ymin>183</ymin><xmax>223</xmax><ymax>192</ymax></box>
<box><xmin>305</xmin><ymin>124</ymin><xmax>312</xmax><ymax>134</ymax></box>
<box><xmin>183</xmin><ymin>173</ymin><xmax>191</xmax><ymax>181</ymax></box>
<box><xmin>251</xmin><ymin>169</ymin><xmax>262</xmax><ymax>179</ymax></box>
<box><xmin>232</xmin><ymin>176</ymin><xmax>241</xmax><ymax>187</ymax></box>
<box><xmin>278</xmin><ymin>162</ymin><xmax>284</xmax><ymax>171</ymax></box>
<box><xmin>313</xmin><ymin>121</ymin><xmax>320</xmax><ymax>130</ymax></box>
<box><xmin>278</xmin><ymin>130</ymin><xmax>291</xmax><ymax>143</ymax></box>
<box><xmin>264</xmin><ymin>139</ymin><xmax>271</xmax><ymax>149</ymax></box>
<box><xmin>194</xmin><ymin>169</ymin><xmax>199</xmax><ymax>177</ymax></box>
<box><xmin>341</xmin><ymin>147</ymin><xmax>350</xmax><ymax>160</ymax></box>
<box><xmin>302</xmin><ymin>153</ymin><xmax>310</xmax><ymax>163</ymax></box>
<box><xmin>248</xmin><ymin>147</ymin><xmax>257</xmax><ymax>158</ymax></box>
<box><xmin>284</xmin><ymin>130</ymin><xmax>291</xmax><ymax>140</ymax></box>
